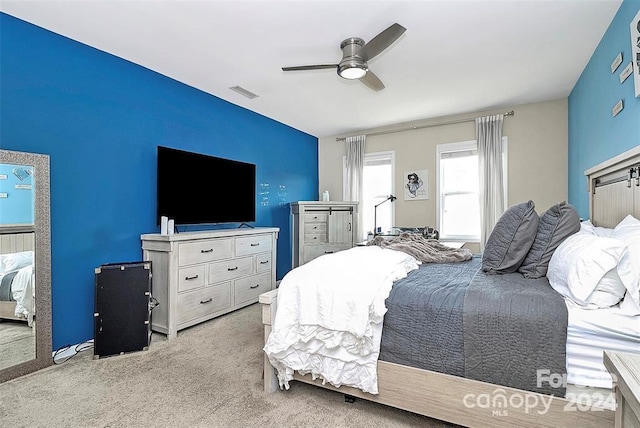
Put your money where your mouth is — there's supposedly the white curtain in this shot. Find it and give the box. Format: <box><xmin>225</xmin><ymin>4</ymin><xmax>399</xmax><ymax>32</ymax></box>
<box><xmin>476</xmin><ymin>114</ymin><xmax>504</xmax><ymax>250</ymax></box>
<box><xmin>344</xmin><ymin>135</ymin><xmax>366</xmax><ymax>240</ymax></box>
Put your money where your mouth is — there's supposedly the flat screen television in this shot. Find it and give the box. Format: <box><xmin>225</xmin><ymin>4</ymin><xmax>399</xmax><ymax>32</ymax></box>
<box><xmin>157</xmin><ymin>146</ymin><xmax>256</xmax><ymax>225</ymax></box>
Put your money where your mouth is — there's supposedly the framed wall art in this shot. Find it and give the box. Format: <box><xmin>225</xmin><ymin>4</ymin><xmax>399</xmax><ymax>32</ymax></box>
<box><xmin>404</xmin><ymin>169</ymin><xmax>428</xmax><ymax>200</ymax></box>
<box><xmin>631</xmin><ymin>8</ymin><xmax>640</xmax><ymax>97</ymax></box>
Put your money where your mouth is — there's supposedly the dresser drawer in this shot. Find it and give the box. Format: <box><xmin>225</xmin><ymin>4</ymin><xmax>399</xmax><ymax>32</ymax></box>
<box><xmin>256</xmin><ymin>253</ymin><xmax>272</xmax><ymax>273</ymax></box>
<box><xmin>178</xmin><ymin>239</ymin><xmax>233</xmax><ymax>266</ymax></box>
<box><xmin>304</xmin><ymin>233</ymin><xmax>327</xmax><ymax>244</ymax></box>
<box><xmin>304</xmin><ymin>212</ymin><xmax>328</xmax><ymax>223</ymax></box>
<box><xmin>234</xmin><ymin>273</ymin><xmax>272</xmax><ymax>305</ymax></box>
<box><xmin>303</xmin><ymin>244</ymin><xmax>351</xmax><ymax>264</ymax></box>
<box><xmin>178</xmin><ymin>265</ymin><xmax>206</xmax><ymax>292</ymax></box>
<box><xmin>236</xmin><ymin>234</ymin><xmax>273</xmax><ymax>256</ymax></box>
<box><xmin>176</xmin><ymin>283</ymin><xmax>231</xmax><ymax>325</ymax></box>
<box><xmin>304</xmin><ymin>223</ymin><xmax>327</xmax><ymax>234</ymax></box>
<box><xmin>208</xmin><ymin>256</ymin><xmax>253</xmax><ymax>283</ymax></box>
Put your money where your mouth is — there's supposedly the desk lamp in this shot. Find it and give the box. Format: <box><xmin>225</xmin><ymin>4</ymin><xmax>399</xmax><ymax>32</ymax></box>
<box><xmin>373</xmin><ymin>195</ymin><xmax>397</xmax><ymax>237</ymax></box>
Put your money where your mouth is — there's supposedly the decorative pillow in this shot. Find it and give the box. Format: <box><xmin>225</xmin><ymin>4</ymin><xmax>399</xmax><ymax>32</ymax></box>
<box><xmin>519</xmin><ymin>201</ymin><xmax>580</xmax><ymax>279</ymax></box>
<box><xmin>547</xmin><ymin>232</ymin><xmax>628</xmax><ymax>308</ymax></box>
<box><xmin>482</xmin><ymin>200</ymin><xmax>539</xmax><ymax>274</ymax></box>
<box><xmin>612</xmin><ymin>215</ymin><xmax>640</xmax><ymax>312</ymax></box>
<box><xmin>0</xmin><ymin>251</ymin><xmax>34</xmax><ymax>274</ymax></box>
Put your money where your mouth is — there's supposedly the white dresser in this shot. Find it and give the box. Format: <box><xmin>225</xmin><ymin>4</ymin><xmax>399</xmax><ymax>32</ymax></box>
<box><xmin>291</xmin><ymin>201</ymin><xmax>358</xmax><ymax>268</ymax></box>
<box><xmin>141</xmin><ymin>227</ymin><xmax>278</xmax><ymax>339</ymax></box>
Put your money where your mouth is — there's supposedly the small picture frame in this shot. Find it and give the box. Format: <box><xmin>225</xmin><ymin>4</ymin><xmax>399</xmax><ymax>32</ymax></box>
<box><xmin>611</xmin><ymin>52</ymin><xmax>623</xmax><ymax>73</ymax></box>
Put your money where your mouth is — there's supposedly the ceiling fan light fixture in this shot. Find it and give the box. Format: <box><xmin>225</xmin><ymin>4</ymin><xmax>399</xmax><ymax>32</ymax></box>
<box><xmin>282</xmin><ymin>23</ymin><xmax>406</xmax><ymax>91</ymax></box>
<box><xmin>338</xmin><ymin>64</ymin><xmax>367</xmax><ymax>80</ymax></box>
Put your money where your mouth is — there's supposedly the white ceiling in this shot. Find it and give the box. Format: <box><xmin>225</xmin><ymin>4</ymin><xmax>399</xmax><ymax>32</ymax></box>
<box><xmin>1</xmin><ymin>0</ymin><xmax>622</xmax><ymax>138</ymax></box>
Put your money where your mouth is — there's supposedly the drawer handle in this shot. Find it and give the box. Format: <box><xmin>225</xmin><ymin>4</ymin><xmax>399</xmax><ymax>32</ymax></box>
<box><xmin>201</xmin><ymin>249</ymin><xmax>214</xmax><ymax>253</ymax></box>
<box><xmin>313</xmin><ymin>237</ymin><xmax>317</xmax><ymax>240</ymax></box>
<box><xmin>250</xmin><ymin>243</ymin><xmax>260</xmax><ymax>247</ymax></box>
<box><xmin>228</xmin><ymin>266</ymin><xmax>238</xmax><ymax>271</ymax></box>
<box><xmin>250</xmin><ymin>284</ymin><xmax>260</xmax><ymax>289</ymax></box>
<box><xmin>200</xmin><ymin>298</ymin><xmax>213</xmax><ymax>304</ymax></box>
<box><xmin>185</xmin><ymin>275</ymin><xmax>199</xmax><ymax>280</ymax></box>
<box><xmin>259</xmin><ymin>261</ymin><xmax>269</xmax><ymax>264</ymax></box>
<box><xmin>324</xmin><ymin>251</ymin><xmax>334</xmax><ymax>254</ymax></box>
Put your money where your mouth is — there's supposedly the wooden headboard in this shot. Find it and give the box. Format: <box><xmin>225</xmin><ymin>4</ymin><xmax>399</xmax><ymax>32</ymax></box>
<box><xmin>0</xmin><ymin>226</ymin><xmax>35</xmax><ymax>255</ymax></box>
<box><xmin>585</xmin><ymin>146</ymin><xmax>640</xmax><ymax>228</ymax></box>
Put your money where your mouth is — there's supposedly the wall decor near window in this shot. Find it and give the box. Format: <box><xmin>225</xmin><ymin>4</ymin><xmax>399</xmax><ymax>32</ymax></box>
<box><xmin>404</xmin><ymin>169</ymin><xmax>428</xmax><ymax>200</ymax></box>
<box><xmin>631</xmin><ymin>8</ymin><xmax>640</xmax><ymax>97</ymax></box>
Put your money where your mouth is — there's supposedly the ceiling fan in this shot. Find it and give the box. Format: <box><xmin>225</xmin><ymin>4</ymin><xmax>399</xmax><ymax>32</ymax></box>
<box><xmin>281</xmin><ymin>23</ymin><xmax>406</xmax><ymax>92</ymax></box>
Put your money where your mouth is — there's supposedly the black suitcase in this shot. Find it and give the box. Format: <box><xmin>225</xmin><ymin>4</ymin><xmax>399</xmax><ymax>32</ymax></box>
<box><xmin>94</xmin><ymin>261</ymin><xmax>152</xmax><ymax>358</ymax></box>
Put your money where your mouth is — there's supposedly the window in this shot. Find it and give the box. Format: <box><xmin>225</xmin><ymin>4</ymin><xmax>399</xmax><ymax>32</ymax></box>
<box><xmin>436</xmin><ymin>139</ymin><xmax>507</xmax><ymax>241</ymax></box>
<box><xmin>345</xmin><ymin>151</ymin><xmax>395</xmax><ymax>240</ymax></box>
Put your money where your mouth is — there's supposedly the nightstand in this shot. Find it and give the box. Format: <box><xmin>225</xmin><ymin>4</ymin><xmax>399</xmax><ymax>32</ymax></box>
<box><xmin>603</xmin><ymin>351</ymin><xmax>640</xmax><ymax>427</ymax></box>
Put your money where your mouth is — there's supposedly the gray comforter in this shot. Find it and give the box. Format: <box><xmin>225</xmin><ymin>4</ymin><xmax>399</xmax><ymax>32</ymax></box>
<box><xmin>379</xmin><ymin>255</ymin><xmax>568</xmax><ymax>396</ymax></box>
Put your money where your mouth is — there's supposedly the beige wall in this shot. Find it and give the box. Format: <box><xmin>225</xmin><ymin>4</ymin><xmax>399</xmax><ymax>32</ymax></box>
<box><xmin>318</xmin><ymin>98</ymin><xmax>568</xmax><ymax>251</ymax></box>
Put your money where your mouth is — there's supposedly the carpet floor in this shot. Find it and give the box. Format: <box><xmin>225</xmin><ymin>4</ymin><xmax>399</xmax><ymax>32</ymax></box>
<box><xmin>0</xmin><ymin>303</ymin><xmax>456</xmax><ymax>428</ymax></box>
<box><xmin>0</xmin><ymin>319</ymin><xmax>35</xmax><ymax>370</ymax></box>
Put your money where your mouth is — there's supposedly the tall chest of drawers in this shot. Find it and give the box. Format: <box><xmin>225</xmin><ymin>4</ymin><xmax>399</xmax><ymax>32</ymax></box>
<box><xmin>141</xmin><ymin>227</ymin><xmax>278</xmax><ymax>339</ymax></box>
<box><xmin>291</xmin><ymin>201</ymin><xmax>358</xmax><ymax>268</ymax></box>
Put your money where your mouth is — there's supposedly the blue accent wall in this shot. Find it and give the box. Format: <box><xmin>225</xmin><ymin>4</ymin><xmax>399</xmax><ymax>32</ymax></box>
<box><xmin>568</xmin><ymin>0</ymin><xmax>640</xmax><ymax>219</ymax></box>
<box><xmin>0</xmin><ymin>13</ymin><xmax>319</xmax><ymax>349</ymax></box>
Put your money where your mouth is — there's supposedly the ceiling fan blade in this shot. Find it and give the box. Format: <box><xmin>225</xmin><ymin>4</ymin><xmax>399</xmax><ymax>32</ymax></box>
<box><xmin>357</xmin><ymin>23</ymin><xmax>406</xmax><ymax>62</ymax></box>
<box><xmin>282</xmin><ymin>64</ymin><xmax>338</xmax><ymax>72</ymax></box>
<box><xmin>359</xmin><ymin>70</ymin><xmax>385</xmax><ymax>92</ymax></box>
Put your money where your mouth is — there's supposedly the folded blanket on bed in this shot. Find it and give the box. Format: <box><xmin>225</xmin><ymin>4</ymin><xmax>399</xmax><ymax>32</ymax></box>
<box><xmin>380</xmin><ymin>257</ymin><xmax>568</xmax><ymax>396</ymax></box>
<box><xmin>367</xmin><ymin>233</ymin><xmax>473</xmax><ymax>263</ymax></box>
<box><xmin>263</xmin><ymin>246</ymin><xmax>420</xmax><ymax>394</ymax></box>
<box><xmin>464</xmin><ymin>270</ymin><xmax>568</xmax><ymax>396</ymax></box>
<box><xmin>0</xmin><ymin>269</ymin><xmax>19</xmax><ymax>301</ymax></box>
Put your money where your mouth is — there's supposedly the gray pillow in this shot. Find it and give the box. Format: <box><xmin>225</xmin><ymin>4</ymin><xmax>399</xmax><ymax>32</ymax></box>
<box><xmin>482</xmin><ymin>200</ymin><xmax>539</xmax><ymax>274</ymax></box>
<box><xmin>518</xmin><ymin>201</ymin><xmax>580</xmax><ymax>279</ymax></box>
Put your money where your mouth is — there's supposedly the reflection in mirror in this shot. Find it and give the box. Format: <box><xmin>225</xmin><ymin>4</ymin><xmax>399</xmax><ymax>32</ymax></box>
<box><xmin>0</xmin><ymin>230</ymin><xmax>36</xmax><ymax>370</ymax></box>
<box><xmin>0</xmin><ymin>161</ymin><xmax>36</xmax><ymax>370</ymax></box>
<box><xmin>0</xmin><ymin>149</ymin><xmax>51</xmax><ymax>382</ymax></box>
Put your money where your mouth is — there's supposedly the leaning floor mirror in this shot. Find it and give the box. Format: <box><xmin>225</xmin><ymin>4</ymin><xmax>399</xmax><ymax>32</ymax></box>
<box><xmin>0</xmin><ymin>149</ymin><xmax>52</xmax><ymax>382</ymax></box>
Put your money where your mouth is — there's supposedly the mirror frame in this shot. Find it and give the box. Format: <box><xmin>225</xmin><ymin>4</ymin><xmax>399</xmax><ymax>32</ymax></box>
<box><xmin>0</xmin><ymin>149</ymin><xmax>52</xmax><ymax>382</ymax></box>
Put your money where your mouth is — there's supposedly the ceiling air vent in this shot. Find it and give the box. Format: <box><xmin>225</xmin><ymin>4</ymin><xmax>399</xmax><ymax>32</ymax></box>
<box><xmin>229</xmin><ymin>86</ymin><xmax>259</xmax><ymax>99</ymax></box>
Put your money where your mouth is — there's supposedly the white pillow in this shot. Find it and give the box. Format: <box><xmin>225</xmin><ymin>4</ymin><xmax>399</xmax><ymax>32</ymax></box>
<box><xmin>619</xmin><ymin>292</ymin><xmax>640</xmax><ymax>315</ymax></box>
<box><xmin>582</xmin><ymin>269</ymin><xmax>628</xmax><ymax>309</ymax></box>
<box><xmin>580</xmin><ymin>220</ymin><xmax>614</xmax><ymax>237</ymax></box>
<box><xmin>612</xmin><ymin>215</ymin><xmax>640</xmax><ymax>313</ymax></box>
<box><xmin>547</xmin><ymin>232</ymin><xmax>628</xmax><ymax>308</ymax></box>
<box><xmin>0</xmin><ymin>251</ymin><xmax>34</xmax><ymax>274</ymax></box>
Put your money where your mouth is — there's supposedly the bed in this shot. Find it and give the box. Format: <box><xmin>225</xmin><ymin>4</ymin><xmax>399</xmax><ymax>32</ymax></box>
<box><xmin>261</xmin><ymin>146</ymin><xmax>640</xmax><ymax>427</ymax></box>
<box><xmin>0</xmin><ymin>229</ymin><xmax>36</xmax><ymax>327</ymax></box>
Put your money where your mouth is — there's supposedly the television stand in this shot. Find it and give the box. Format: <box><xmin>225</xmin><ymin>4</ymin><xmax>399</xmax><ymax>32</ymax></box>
<box><xmin>141</xmin><ymin>227</ymin><xmax>279</xmax><ymax>339</ymax></box>
<box><xmin>238</xmin><ymin>223</ymin><xmax>254</xmax><ymax>229</ymax></box>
